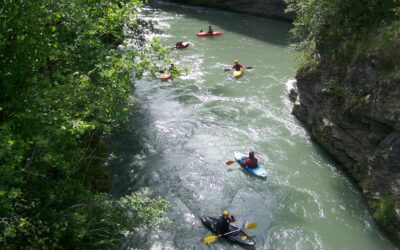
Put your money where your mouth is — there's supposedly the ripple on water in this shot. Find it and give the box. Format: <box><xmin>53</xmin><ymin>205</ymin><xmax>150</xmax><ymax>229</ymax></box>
<box><xmin>266</xmin><ymin>225</ymin><xmax>326</xmax><ymax>250</ymax></box>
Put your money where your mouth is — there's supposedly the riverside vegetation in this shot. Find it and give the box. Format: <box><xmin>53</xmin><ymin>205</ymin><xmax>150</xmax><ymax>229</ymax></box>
<box><xmin>0</xmin><ymin>0</ymin><xmax>173</xmax><ymax>248</ymax></box>
<box><xmin>286</xmin><ymin>0</ymin><xmax>400</xmax><ymax>242</ymax></box>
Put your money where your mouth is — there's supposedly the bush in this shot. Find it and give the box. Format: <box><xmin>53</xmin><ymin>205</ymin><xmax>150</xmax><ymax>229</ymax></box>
<box><xmin>285</xmin><ymin>0</ymin><xmax>400</xmax><ymax>63</ymax></box>
<box><xmin>0</xmin><ymin>0</ymin><xmax>170</xmax><ymax>248</ymax></box>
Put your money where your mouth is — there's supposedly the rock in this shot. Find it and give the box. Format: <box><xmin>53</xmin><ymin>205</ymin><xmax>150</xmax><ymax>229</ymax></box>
<box><xmin>288</xmin><ymin>88</ymin><xmax>298</xmax><ymax>102</ymax></box>
<box><xmin>292</xmin><ymin>49</ymin><xmax>400</xmax><ymax>242</ymax></box>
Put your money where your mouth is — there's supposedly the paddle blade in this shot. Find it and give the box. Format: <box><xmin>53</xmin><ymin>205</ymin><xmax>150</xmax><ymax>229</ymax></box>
<box><xmin>224</xmin><ymin>68</ymin><xmax>231</xmax><ymax>71</ymax></box>
<box><xmin>225</xmin><ymin>160</ymin><xmax>235</xmax><ymax>165</ymax></box>
<box><xmin>203</xmin><ymin>235</ymin><xmax>218</xmax><ymax>244</ymax></box>
<box><xmin>245</xmin><ymin>222</ymin><xmax>257</xmax><ymax>229</ymax></box>
<box><xmin>245</xmin><ymin>66</ymin><xmax>253</xmax><ymax>69</ymax></box>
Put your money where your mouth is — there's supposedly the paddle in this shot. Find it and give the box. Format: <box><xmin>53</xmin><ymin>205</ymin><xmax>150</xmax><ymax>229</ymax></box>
<box><xmin>226</xmin><ymin>159</ymin><xmax>260</xmax><ymax>169</ymax></box>
<box><xmin>225</xmin><ymin>160</ymin><xmax>235</xmax><ymax>165</ymax></box>
<box><xmin>203</xmin><ymin>222</ymin><xmax>257</xmax><ymax>244</ymax></box>
<box><xmin>224</xmin><ymin>66</ymin><xmax>253</xmax><ymax>72</ymax></box>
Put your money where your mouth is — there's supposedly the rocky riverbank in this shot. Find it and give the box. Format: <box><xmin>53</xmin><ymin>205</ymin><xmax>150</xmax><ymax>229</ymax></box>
<box><xmin>169</xmin><ymin>0</ymin><xmax>293</xmax><ymax>20</ymax></box>
<box><xmin>290</xmin><ymin>44</ymin><xmax>400</xmax><ymax>242</ymax></box>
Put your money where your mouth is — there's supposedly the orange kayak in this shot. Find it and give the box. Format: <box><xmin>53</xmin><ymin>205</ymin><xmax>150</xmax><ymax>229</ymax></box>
<box><xmin>160</xmin><ymin>72</ymin><xmax>171</xmax><ymax>80</ymax></box>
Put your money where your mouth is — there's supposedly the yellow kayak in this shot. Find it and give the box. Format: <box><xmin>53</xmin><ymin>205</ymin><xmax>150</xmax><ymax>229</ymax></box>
<box><xmin>160</xmin><ymin>72</ymin><xmax>171</xmax><ymax>81</ymax></box>
<box><xmin>233</xmin><ymin>68</ymin><xmax>244</xmax><ymax>78</ymax></box>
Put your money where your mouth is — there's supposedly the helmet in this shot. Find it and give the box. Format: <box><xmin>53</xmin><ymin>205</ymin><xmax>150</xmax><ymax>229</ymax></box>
<box><xmin>249</xmin><ymin>151</ymin><xmax>254</xmax><ymax>158</ymax></box>
<box><xmin>234</xmin><ymin>60</ymin><xmax>238</xmax><ymax>64</ymax></box>
<box><xmin>223</xmin><ymin>210</ymin><xmax>229</xmax><ymax>215</ymax></box>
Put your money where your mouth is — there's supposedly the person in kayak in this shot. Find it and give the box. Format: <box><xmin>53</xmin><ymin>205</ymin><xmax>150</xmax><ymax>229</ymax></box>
<box><xmin>176</xmin><ymin>41</ymin><xmax>183</xmax><ymax>47</ymax></box>
<box><xmin>216</xmin><ymin>210</ymin><xmax>236</xmax><ymax>234</ymax></box>
<box><xmin>232</xmin><ymin>60</ymin><xmax>243</xmax><ymax>71</ymax></box>
<box><xmin>208</xmin><ymin>25</ymin><xmax>213</xmax><ymax>34</ymax></box>
<box><xmin>243</xmin><ymin>151</ymin><xmax>258</xmax><ymax>168</ymax></box>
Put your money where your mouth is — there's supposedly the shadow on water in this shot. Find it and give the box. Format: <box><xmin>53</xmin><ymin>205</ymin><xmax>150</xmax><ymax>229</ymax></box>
<box><xmin>105</xmin><ymin>100</ymin><xmax>154</xmax><ymax>197</ymax></box>
<box><xmin>148</xmin><ymin>0</ymin><xmax>292</xmax><ymax>47</ymax></box>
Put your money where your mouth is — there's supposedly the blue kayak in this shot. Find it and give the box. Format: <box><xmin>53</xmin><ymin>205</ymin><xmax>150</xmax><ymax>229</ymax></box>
<box><xmin>234</xmin><ymin>152</ymin><xmax>267</xmax><ymax>178</ymax></box>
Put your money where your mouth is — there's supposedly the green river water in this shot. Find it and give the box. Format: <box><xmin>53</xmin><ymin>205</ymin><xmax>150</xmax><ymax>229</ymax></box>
<box><xmin>108</xmin><ymin>1</ymin><xmax>396</xmax><ymax>249</ymax></box>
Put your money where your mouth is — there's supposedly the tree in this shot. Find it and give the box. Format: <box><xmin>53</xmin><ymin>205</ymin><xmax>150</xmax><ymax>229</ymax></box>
<box><xmin>285</xmin><ymin>0</ymin><xmax>399</xmax><ymax>64</ymax></box>
<box><xmin>0</xmin><ymin>0</ymin><xmax>170</xmax><ymax>248</ymax></box>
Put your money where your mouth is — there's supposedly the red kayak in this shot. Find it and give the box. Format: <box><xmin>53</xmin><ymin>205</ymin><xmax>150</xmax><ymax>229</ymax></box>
<box><xmin>175</xmin><ymin>42</ymin><xmax>189</xmax><ymax>49</ymax></box>
<box><xmin>196</xmin><ymin>31</ymin><xmax>223</xmax><ymax>37</ymax></box>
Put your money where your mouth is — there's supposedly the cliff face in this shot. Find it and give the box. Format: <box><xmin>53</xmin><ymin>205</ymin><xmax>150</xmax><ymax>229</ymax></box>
<box><xmin>291</xmin><ymin>45</ymin><xmax>400</xmax><ymax>241</ymax></box>
<box><xmin>170</xmin><ymin>0</ymin><xmax>293</xmax><ymax>20</ymax></box>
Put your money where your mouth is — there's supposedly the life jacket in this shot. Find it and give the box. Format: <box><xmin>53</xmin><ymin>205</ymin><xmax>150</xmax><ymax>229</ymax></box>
<box><xmin>216</xmin><ymin>215</ymin><xmax>235</xmax><ymax>234</ymax></box>
<box><xmin>233</xmin><ymin>64</ymin><xmax>243</xmax><ymax>71</ymax></box>
<box><xmin>244</xmin><ymin>157</ymin><xmax>258</xmax><ymax>167</ymax></box>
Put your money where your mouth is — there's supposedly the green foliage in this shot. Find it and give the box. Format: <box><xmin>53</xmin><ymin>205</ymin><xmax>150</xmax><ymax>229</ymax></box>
<box><xmin>330</xmin><ymin>85</ymin><xmax>343</xmax><ymax>103</ymax></box>
<box><xmin>0</xmin><ymin>0</ymin><xmax>170</xmax><ymax>248</ymax></box>
<box><xmin>370</xmin><ymin>20</ymin><xmax>400</xmax><ymax>72</ymax></box>
<box><xmin>370</xmin><ymin>197</ymin><xmax>399</xmax><ymax>232</ymax></box>
<box><xmin>293</xmin><ymin>45</ymin><xmax>320</xmax><ymax>73</ymax></box>
<box><xmin>285</xmin><ymin>0</ymin><xmax>400</xmax><ymax>64</ymax></box>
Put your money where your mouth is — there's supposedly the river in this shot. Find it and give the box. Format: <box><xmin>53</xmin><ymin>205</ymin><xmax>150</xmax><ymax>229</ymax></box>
<box><xmin>107</xmin><ymin>1</ymin><xmax>396</xmax><ymax>249</ymax></box>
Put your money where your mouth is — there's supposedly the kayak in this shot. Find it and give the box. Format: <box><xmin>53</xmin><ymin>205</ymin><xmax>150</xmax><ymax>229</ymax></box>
<box><xmin>201</xmin><ymin>216</ymin><xmax>256</xmax><ymax>246</ymax></box>
<box><xmin>196</xmin><ymin>31</ymin><xmax>224</xmax><ymax>37</ymax></box>
<box><xmin>233</xmin><ymin>68</ymin><xmax>244</xmax><ymax>78</ymax></box>
<box><xmin>160</xmin><ymin>72</ymin><xmax>171</xmax><ymax>81</ymax></box>
<box><xmin>176</xmin><ymin>42</ymin><xmax>189</xmax><ymax>49</ymax></box>
<box><xmin>234</xmin><ymin>152</ymin><xmax>267</xmax><ymax>178</ymax></box>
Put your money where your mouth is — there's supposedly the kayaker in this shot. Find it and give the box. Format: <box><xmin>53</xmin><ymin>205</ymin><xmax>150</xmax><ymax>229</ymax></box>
<box><xmin>243</xmin><ymin>151</ymin><xmax>258</xmax><ymax>168</ymax></box>
<box><xmin>176</xmin><ymin>41</ymin><xmax>183</xmax><ymax>47</ymax></box>
<box><xmin>232</xmin><ymin>60</ymin><xmax>243</xmax><ymax>71</ymax></box>
<box><xmin>208</xmin><ymin>26</ymin><xmax>213</xmax><ymax>34</ymax></box>
<box><xmin>216</xmin><ymin>210</ymin><xmax>236</xmax><ymax>234</ymax></box>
